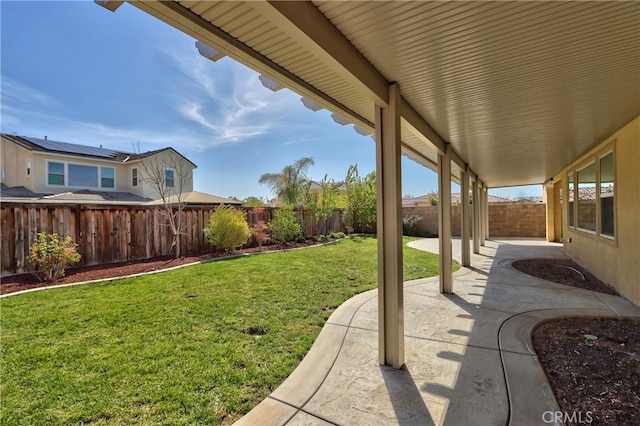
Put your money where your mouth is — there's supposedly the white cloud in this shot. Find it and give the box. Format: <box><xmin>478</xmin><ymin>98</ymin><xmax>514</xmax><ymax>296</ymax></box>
<box><xmin>163</xmin><ymin>45</ymin><xmax>304</xmax><ymax>146</ymax></box>
<box><xmin>1</xmin><ymin>77</ymin><xmax>59</xmax><ymax>108</ymax></box>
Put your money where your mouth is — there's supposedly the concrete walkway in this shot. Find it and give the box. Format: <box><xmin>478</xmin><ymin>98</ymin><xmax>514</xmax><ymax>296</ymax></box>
<box><xmin>236</xmin><ymin>238</ymin><xmax>640</xmax><ymax>426</ymax></box>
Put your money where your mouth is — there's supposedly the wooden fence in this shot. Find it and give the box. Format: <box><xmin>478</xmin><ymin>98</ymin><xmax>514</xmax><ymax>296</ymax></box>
<box><xmin>1</xmin><ymin>202</ymin><xmax>546</xmax><ymax>275</ymax></box>
<box><xmin>0</xmin><ymin>203</ymin><xmax>344</xmax><ymax>275</ymax></box>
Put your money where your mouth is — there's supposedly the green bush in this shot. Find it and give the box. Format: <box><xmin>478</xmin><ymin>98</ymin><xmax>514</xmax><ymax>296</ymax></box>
<box><xmin>295</xmin><ymin>235</ymin><xmax>306</xmax><ymax>243</ymax></box>
<box><xmin>335</xmin><ymin>232</ymin><xmax>346</xmax><ymax>239</ymax></box>
<box><xmin>269</xmin><ymin>206</ymin><xmax>302</xmax><ymax>244</ymax></box>
<box><xmin>402</xmin><ymin>214</ymin><xmax>423</xmax><ymax>236</ymax></box>
<box><xmin>27</xmin><ymin>233</ymin><xmax>81</xmax><ymax>282</ymax></box>
<box><xmin>204</xmin><ymin>205</ymin><xmax>251</xmax><ymax>251</ymax></box>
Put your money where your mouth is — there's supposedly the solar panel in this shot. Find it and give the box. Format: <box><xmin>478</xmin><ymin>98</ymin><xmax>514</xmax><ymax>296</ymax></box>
<box><xmin>23</xmin><ymin>136</ymin><xmax>127</xmax><ymax>159</ymax></box>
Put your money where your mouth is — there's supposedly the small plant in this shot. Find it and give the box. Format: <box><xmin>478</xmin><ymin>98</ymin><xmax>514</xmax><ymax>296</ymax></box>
<box><xmin>403</xmin><ymin>214</ymin><xmax>423</xmax><ymax>236</ymax></box>
<box><xmin>335</xmin><ymin>232</ymin><xmax>346</xmax><ymax>239</ymax></box>
<box><xmin>27</xmin><ymin>233</ymin><xmax>81</xmax><ymax>282</ymax></box>
<box><xmin>269</xmin><ymin>206</ymin><xmax>302</xmax><ymax>244</ymax></box>
<box><xmin>295</xmin><ymin>235</ymin><xmax>306</xmax><ymax>243</ymax></box>
<box><xmin>313</xmin><ymin>235</ymin><xmax>328</xmax><ymax>243</ymax></box>
<box><xmin>250</xmin><ymin>220</ymin><xmax>270</xmax><ymax>251</ymax></box>
<box><xmin>204</xmin><ymin>205</ymin><xmax>251</xmax><ymax>252</ymax></box>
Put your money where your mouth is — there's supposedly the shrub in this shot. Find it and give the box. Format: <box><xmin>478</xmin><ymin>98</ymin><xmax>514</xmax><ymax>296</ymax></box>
<box><xmin>335</xmin><ymin>232</ymin><xmax>346</xmax><ymax>239</ymax></box>
<box><xmin>250</xmin><ymin>220</ymin><xmax>270</xmax><ymax>251</ymax></box>
<box><xmin>269</xmin><ymin>206</ymin><xmax>302</xmax><ymax>244</ymax></box>
<box><xmin>204</xmin><ymin>205</ymin><xmax>251</xmax><ymax>251</ymax></box>
<box><xmin>27</xmin><ymin>233</ymin><xmax>81</xmax><ymax>282</ymax></box>
<box><xmin>403</xmin><ymin>214</ymin><xmax>423</xmax><ymax>236</ymax></box>
<box><xmin>295</xmin><ymin>235</ymin><xmax>306</xmax><ymax>243</ymax></box>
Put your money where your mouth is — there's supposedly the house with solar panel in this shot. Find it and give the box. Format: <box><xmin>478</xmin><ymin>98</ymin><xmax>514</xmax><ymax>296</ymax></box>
<box><xmin>0</xmin><ymin>133</ymin><xmax>239</xmax><ymax>205</ymax></box>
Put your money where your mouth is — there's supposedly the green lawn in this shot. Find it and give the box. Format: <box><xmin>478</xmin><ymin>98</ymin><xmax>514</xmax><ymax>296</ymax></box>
<box><xmin>0</xmin><ymin>236</ymin><xmax>455</xmax><ymax>425</ymax></box>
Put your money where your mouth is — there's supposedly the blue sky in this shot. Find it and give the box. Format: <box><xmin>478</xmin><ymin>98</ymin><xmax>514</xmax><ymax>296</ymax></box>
<box><xmin>1</xmin><ymin>0</ymin><xmax>540</xmax><ymax>200</ymax></box>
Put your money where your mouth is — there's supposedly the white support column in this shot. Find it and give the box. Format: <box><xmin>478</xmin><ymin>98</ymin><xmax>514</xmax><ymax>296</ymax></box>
<box><xmin>479</xmin><ymin>182</ymin><xmax>486</xmax><ymax>246</ymax></box>
<box><xmin>461</xmin><ymin>170</ymin><xmax>471</xmax><ymax>267</ymax></box>
<box><xmin>472</xmin><ymin>179</ymin><xmax>480</xmax><ymax>254</ymax></box>
<box><xmin>483</xmin><ymin>187</ymin><xmax>490</xmax><ymax>241</ymax></box>
<box><xmin>438</xmin><ymin>146</ymin><xmax>453</xmax><ymax>294</ymax></box>
<box><xmin>376</xmin><ymin>83</ymin><xmax>404</xmax><ymax>369</ymax></box>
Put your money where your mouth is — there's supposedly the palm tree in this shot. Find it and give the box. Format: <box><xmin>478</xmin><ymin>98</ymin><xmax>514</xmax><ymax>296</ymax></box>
<box><xmin>259</xmin><ymin>157</ymin><xmax>315</xmax><ymax>206</ymax></box>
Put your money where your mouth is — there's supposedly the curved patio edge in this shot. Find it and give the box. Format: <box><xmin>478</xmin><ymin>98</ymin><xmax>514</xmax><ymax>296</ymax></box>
<box><xmin>499</xmin><ymin>308</ymin><xmax>633</xmax><ymax>426</ymax></box>
<box><xmin>234</xmin><ymin>289</ymin><xmax>377</xmax><ymax>426</ymax></box>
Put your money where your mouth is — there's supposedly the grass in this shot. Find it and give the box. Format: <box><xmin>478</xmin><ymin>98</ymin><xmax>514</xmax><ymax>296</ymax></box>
<box><xmin>0</xmin><ymin>236</ymin><xmax>456</xmax><ymax>425</ymax></box>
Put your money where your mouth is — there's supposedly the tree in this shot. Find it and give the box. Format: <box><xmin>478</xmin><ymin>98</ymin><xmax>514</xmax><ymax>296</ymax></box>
<box><xmin>302</xmin><ymin>174</ymin><xmax>340</xmax><ymax>235</ymax></box>
<box><xmin>242</xmin><ymin>196</ymin><xmax>267</xmax><ymax>207</ymax></box>
<box><xmin>258</xmin><ymin>157</ymin><xmax>315</xmax><ymax>206</ymax></box>
<box><xmin>139</xmin><ymin>149</ymin><xmax>193</xmax><ymax>258</ymax></box>
<box><xmin>343</xmin><ymin>165</ymin><xmax>377</xmax><ymax>233</ymax></box>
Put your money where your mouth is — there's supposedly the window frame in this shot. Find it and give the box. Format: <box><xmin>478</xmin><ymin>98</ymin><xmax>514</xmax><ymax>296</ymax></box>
<box><xmin>26</xmin><ymin>159</ymin><xmax>31</xmax><ymax>178</ymax></box>
<box><xmin>598</xmin><ymin>150</ymin><xmax>615</xmax><ymax>239</ymax></box>
<box><xmin>45</xmin><ymin>159</ymin><xmax>116</xmax><ymax>190</ymax></box>
<box><xmin>164</xmin><ymin>167</ymin><xmax>175</xmax><ymax>189</ymax></box>
<box><xmin>567</xmin><ymin>173</ymin><xmax>575</xmax><ymax>228</ymax></box>
<box><xmin>565</xmin><ymin>142</ymin><xmax>616</xmax><ymax>243</ymax></box>
<box><xmin>576</xmin><ymin>161</ymin><xmax>597</xmax><ymax>233</ymax></box>
<box><xmin>47</xmin><ymin>160</ymin><xmax>66</xmax><ymax>186</ymax></box>
<box><xmin>131</xmin><ymin>167</ymin><xmax>138</xmax><ymax>188</ymax></box>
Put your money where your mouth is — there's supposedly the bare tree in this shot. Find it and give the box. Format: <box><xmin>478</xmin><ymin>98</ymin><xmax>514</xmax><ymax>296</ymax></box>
<box><xmin>138</xmin><ymin>149</ymin><xmax>193</xmax><ymax>258</ymax></box>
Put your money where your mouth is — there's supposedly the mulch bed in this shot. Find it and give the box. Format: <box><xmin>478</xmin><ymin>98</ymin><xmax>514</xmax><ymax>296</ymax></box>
<box><xmin>513</xmin><ymin>258</ymin><xmax>638</xmax><ymax>425</ymax></box>
<box><xmin>0</xmin><ymin>239</ymin><xmax>321</xmax><ymax>295</ymax></box>
<box><xmin>511</xmin><ymin>258</ymin><xmax>618</xmax><ymax>295</ymax></box>
<box><xmin>533</xmin><ymin>317</ymin><xmax>640</xmax><ymax>425</ymax></box>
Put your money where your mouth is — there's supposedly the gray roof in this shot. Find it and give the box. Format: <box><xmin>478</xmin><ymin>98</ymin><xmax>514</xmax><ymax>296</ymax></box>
<box><xmin>1</xmin><ymin>133</ymin><xmax>196</xmax><ymax>167</ymax></box>
<box><xmin>41</xmin><ymin>190</ymin><xmax>151</xmax><ymax>203</ymax></box>
<box><xmin>0</xmin><ymin>184</ymin><xmax>152</xmax><ymax>204</ymax></box>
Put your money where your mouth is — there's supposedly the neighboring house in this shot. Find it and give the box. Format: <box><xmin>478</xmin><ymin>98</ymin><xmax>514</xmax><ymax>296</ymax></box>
<box><xmin>145</xmin><ymin>191</ymin><xmax>241</xmax><ymax>206</ymax></box>
<box><xmin>402</xmin><ymin>193</ymin><xmax>514</xmax><ymax>207</ymax></box>
<box><xmin>0</xmin><ymin>133</ymin><xmax>237</xmax><ymax>205</ymax></box>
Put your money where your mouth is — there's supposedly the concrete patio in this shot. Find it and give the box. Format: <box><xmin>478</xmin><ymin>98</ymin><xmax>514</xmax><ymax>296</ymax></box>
<box><xmin>236</xmin><ymin>238</ymin><xmax>640</xmax><ymax>426</ymax></box>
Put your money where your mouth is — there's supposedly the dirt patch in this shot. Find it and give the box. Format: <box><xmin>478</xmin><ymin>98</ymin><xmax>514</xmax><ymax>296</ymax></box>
<box><xmin>0</xmin><ymin>239</ymin><xmax>324</xmax><ymax>295</ymax></box>
<box><xmin>511</xmin><ymin>258</ymin><xmax>618</xmax><ymax>295</ymax></box>
<box><xmin>533</xmin><ymin>317</ymin><xmax>640</xmax><ymax>425</ymax></box>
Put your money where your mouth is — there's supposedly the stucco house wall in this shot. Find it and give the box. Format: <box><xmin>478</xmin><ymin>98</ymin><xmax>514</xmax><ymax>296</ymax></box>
<box><xmin>556</xmin><ymin>116</ymin><xmax>639</xmax><ymax>306</ymax></box>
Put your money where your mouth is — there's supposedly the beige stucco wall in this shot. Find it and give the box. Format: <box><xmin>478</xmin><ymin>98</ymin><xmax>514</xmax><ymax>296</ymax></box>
<box><xmin>1</xmin><ymin>137</ymin><xmax>35</xmax><ymax>191</ymax></box>
<box><xmin>135</xmin><ymin>150</ymin><xmax>195</xmax><ymax>199</ymax></box>
<box><xmin>556</xmin><ymin>116</ymin><xmax>639</xmax><ymax>306</ymax></box>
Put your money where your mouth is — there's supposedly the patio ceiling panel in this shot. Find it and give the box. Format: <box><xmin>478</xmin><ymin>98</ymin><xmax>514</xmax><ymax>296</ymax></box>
<box><xmin>316</xmin><ymin>0</ymin><xmax>640</xmax><ymax>187</ymax></box>
<box><xmin>130</xmin><ymin>0</ymin><xmax>639</xmax><ymax>189</ymax></box>
<box><xmin>177</xmin><ymin>0</ymin><xmax>378</xmax><ymax>129</ymax></box>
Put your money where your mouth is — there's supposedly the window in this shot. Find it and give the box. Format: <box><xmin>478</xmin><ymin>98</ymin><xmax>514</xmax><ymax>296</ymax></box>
<box><xmin>69</xmin><ymin>164</ymin><xmax>98</xmax><ymax>187</ymax></box>
<box><xmin>600</xmin><ymin>152</ymin><xmax>614</xmax><ymax>237</ymax></box>
<box><xmin>577</xmin><ymin>162</ymin><xmax>596</xmax><ymax>232</ymax></box>
<box><xmin>101</xmin><ymin>167</ymin><xmax>115</xmax><ymax>188</ymax></box>
<box><xmin>568</xmin><ymin>173</ymin><xmax>575</xmax><ymax>228</ymax></box>
<box><xmin>26</xmin><ymin>159</ymin><xmax>31</xmax><ymax>177</ymax></box>
<box><xmin>47</xmin><ymin>162</ymin><xmax>65</xmax><ymax>185</ymax></box>
<box><xmin>46</xmin><ymin>161</ymin><xmax>115</xmax><ymax>189</ymax></box>
<box><xmin>131</xmin><ymin>167</ymin><xmax>138</xmax><ymax>187</ymax></box>
<box><xmin>165</xmin><ymin>168</ymin><xmax>175</xmax><ymax>188</ymax></box>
